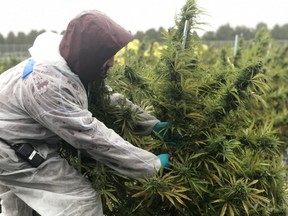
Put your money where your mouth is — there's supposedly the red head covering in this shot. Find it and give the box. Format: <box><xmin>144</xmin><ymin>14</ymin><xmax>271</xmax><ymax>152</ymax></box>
<box><xmin>59</xmin><ymin>10</ymin><xmax>133</xmax><ymax>83</ymax></box>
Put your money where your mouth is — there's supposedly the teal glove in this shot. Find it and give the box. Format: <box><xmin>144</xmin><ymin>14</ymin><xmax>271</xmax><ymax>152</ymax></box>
<box><xmin>153</xmin><ymin>122</ymin><xmax>182</xmax><ymax>146</ymax></box>
<box><xmin>157</xmin><ymin>154</ymin><xmax>172</xmax><ymax>168</ymax></box>
<box><xmin>153</xmin><ymin>122</ymin><xmax>170</xmax><ymax>132</ymax></box>
<box><xmin>153</xmin><ymin>122</ymin><xmax>171</xmax><ymax>141</ymax></box>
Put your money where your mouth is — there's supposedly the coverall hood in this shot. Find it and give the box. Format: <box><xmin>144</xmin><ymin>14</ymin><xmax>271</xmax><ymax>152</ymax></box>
<box><xmin>59</xmin><ymin>10</ymin><xmax>133</xmax><ymax>83</ymax></box>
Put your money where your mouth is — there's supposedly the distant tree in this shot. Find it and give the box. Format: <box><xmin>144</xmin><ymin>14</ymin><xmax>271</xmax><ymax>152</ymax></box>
<box><xmin>6</xmin><ymin>32</ymin><xmax>16</xmax><ymax>44</ymax></box>
<box><xmin>271</xmin><ymin>25</ymin><xmax>282</xmax><ymax>39</ymax></box>
<box><xmin>0</xmin><ymin>33</ymin><xmax>4</xmax><ymax>44</ymax></box>
<box><xmin>201</xmin><ymin>31</ymin><xmax>216</xmax><ymax>41</ymax></box>
<box><xmin>134</xmin><ymin>30</ymin><xmax>145</xmax><ymax>42</ymax></box>
<box><xmin>256</xmin><ymin>22</ymin><xmax>268</xmax><ymax>32</ymax></box>
<box><xmin>16</xmin><ymin>32</ymin><xmax>27</xmax><ymax>44</ymax></box>
<box><xmin>271</xmin><ymin>24</ymin><xmax>288</xmax><ymax>39</ymax></box>
<box><xmin>281</xmin><ymin>24</ymin><xmax>288</xmax><ymax>39</ymax></box>
<box><xmin>144</xmin><ymin>28</ymin><xmax>163</xmax><ymax>42</ymax></box>
<box><xmin>234</xmin><ymin>26</ymin><xmax>254</xmax><ymax>39</ymax></box>
<box><xmin>134</xmin><ymin>27</ymin><xmax>165</xmax><ymax>44</ymax></box>
<box><xmin>215</xmin><ymin>24</ymin><xmax>235</xmax><ymax>40</ymax></box>
<box><xmin>26</xmin><ymin>29</ymin><xmax>45</xmax><ymax>44</ymax></box>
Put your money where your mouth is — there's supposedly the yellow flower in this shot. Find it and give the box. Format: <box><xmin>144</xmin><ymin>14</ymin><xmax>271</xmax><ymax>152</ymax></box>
<box><xmin>127</xmin><ymin>39</ymin><xmax>140</xmax><ymax>53</ymax></box>
<box><xmin>115</xmin><ymin>39</ymin><xmax>141</xmax><ymax>65</ymax></box>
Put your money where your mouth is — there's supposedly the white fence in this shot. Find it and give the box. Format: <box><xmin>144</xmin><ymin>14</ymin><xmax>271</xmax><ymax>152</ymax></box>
<box><xmin>202</xmin><ymin>39</ymin><xmax>288</xmax><ymax>47</ymax></box>
<box><xmin>1</xmin><ymin>40</ymin><xmax>288</xmax><ymax>60</ymax></box>
<box><xmin>0</xmin><ymin>44</ymin><xmax>31</xmax><ymax>60</ymax></box>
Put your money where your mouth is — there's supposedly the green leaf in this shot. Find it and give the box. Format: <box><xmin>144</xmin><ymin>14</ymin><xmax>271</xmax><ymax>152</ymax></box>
<box><xmin>220</xmin><ymin>203</ymin><xmax>227</xmax><ymax>216</ymax></box>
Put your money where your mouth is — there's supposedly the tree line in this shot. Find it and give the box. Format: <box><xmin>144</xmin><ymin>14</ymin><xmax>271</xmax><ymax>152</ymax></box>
<box><xmin>0</xmin><ymin>29</ymin><xmax>55</xmax><ymax>44</ymax></box>
<box><xmin>0</xmin><ymin>22</ymin><xmax>288</xmax><ymax>45</ymax></box>
<box><xmin>201</xmin><ymin>22</ymin><xmax>288</xmax><ymax>41</ymax></box>
<box><xmin>135</xmin><ymin>22</ymin><xmax>288</xmax><ymax>42</ymax></box>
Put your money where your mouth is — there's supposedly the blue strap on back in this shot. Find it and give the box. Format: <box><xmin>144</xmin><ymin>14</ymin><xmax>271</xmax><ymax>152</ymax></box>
<box><xmin>22</xmin><ymin>58</ymin><xmax>35</xmax><ymax>79</ymax></box>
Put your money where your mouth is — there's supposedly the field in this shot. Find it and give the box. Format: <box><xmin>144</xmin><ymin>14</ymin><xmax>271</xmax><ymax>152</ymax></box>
<box><xmin>1</xmin><ymin>0</ymin><xmax>288</xmax><ymax>215</ymax></box>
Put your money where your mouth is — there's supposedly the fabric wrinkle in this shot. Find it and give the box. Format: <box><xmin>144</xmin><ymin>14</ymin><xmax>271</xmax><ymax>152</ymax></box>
<box><xmin>0</xmin><ymin>10</ymin><xmax>161</xmax><ymax>216</ymax></box>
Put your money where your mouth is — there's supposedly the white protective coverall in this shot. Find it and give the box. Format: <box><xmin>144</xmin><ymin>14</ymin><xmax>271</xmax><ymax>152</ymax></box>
<box><xmin>0</xmin><ymin>12</ymin><xmax>161</xmax><ymax>216</ymax></box>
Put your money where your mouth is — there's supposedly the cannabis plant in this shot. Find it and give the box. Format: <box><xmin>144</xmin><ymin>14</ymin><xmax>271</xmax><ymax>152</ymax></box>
<box><xmin>61</xmin><ymin>0</ymin><xmax>288</xmax><ymax>215</ymax></box>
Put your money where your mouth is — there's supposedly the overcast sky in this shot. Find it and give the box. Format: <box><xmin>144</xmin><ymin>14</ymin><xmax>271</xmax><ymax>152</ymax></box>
<box><xmin>0</xmin><ymin>0</ymin><xmax>287</xmax><ymax>37</ymax></box>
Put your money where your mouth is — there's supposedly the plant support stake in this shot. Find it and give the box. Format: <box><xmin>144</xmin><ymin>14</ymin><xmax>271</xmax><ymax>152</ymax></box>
<box><xmin>182</xmin><ymin>19</ymin><xmax>190</xmax><ymax>49</ymax></box>
<box><xmin>233</xmin><ymin>34</ymin><xmax>239</xmax><ymax>57</ymax></box>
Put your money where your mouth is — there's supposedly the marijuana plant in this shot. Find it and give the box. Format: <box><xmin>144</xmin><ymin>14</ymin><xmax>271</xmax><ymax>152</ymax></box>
<box><xmin>61</xmin><ymin>0</ymin><xmax>288</xmax><ymax>215</ymax></box>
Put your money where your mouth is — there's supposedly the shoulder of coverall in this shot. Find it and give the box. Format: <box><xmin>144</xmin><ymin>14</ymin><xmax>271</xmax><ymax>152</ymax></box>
<box><xmin>21</xmin><ymin>61</ymin><xmax>88</xmax><ymax>112</ymax></box>
<box><xmin>26</xmin><ymin>31</ymin><xmax>87</xmax><ymax>95</ymax></box>
<box><xmin>59</xmin><ymin>10</ymin><xmax>134</xmax><ymax>83</ymax></box>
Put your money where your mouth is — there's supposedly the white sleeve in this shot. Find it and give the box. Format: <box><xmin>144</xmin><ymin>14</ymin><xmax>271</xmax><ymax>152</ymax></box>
<box><xmin>107</xmin><ymin>88</ymin><xmax>160</xmax><ymax>135</ymax></box>
<box><xmin>22</xmin><ymin>64</ymin><xmax>161</xmax><ymax>178</ymax></box>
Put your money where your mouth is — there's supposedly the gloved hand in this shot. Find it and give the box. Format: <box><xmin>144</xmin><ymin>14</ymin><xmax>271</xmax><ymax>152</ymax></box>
<box><xmin>153</xmin><ymin>122</ymin><xmax>182</xmax><ymax>146</ymax></box>
<box><xmin>157</xmin><ymin>154</ymin><xmax>173</xmax><ymax>168</ymax></box>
